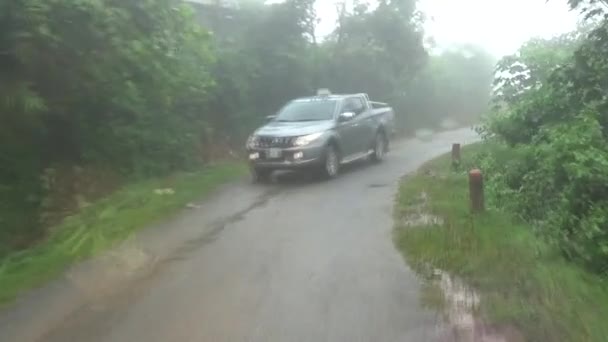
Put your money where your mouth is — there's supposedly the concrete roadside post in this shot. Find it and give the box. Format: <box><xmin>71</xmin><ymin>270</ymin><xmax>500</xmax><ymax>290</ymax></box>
<box><xmin>451</xmin><ymin>143</ymin><xmax>461</xmax><ymax>169</ymax></box>
<box><xmin>469</xmin><ymin>169</ymin><xmax>484</xmax><ymax>213</ymax></box>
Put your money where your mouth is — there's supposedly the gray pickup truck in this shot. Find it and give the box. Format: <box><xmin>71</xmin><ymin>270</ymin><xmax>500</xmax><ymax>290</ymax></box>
<box><xmin>246</xmin><ymin>91</ymin><xmax>395</xmax><ymax>182</ymax></box>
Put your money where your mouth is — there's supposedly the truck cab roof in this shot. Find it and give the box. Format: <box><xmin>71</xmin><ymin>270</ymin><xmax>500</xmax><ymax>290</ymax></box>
<box><xmin>293</xmin><ymin>93</ymin><xmax>370</xmax><ymax>102</ymax></box>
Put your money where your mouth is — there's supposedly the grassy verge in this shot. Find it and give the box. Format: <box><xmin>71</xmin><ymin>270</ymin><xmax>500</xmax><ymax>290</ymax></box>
<box><xmin>0</xmin><ymin>162</ymin><xmax>246</xmax><ymax>305</ymax></box>
<box><xmin>394</xmin><ymin>143</ymin><xmax>608</xmax><ymax>341</ymax></box>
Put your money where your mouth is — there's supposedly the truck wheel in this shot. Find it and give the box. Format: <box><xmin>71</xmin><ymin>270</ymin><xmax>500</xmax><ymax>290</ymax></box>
<box><xmin>251</xmin><ymin>168</ymin><xmax>272</xmax><ymax>183</ymax></box>
<box><xmin>371</xmin><ymin>132</ymin><xmax>387</xmax><ymax>163</ymax></box>
<box><xmin>320</xmin><ymin>145</ymin><xmax>340</xmax><ymax>179</ymax></box>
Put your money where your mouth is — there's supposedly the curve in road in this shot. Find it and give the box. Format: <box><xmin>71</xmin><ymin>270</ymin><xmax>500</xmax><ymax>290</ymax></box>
<box><xmin>1</xmin><ymin>128</ymin><xmax>479</xmax><ymax>342</ymax></box>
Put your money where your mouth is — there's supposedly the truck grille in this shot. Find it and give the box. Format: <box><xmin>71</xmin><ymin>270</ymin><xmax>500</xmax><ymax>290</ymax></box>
<box><xmin>256</xmin><ymin>136</ymin><xmax>295</xmax><ymax>148</ymax></box>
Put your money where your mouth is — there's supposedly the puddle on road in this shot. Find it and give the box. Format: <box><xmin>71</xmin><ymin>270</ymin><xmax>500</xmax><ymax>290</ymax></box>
<box><xmin>404</xmin><ymin>212</ymin><xmax>444</xmax><ymax>227</ymax></box>
<box><xmin>415</xmin><ymin>128</ymin><xmax>436</xmax><ymax>141</ymax></box>
<box><xmin>426</xmin><ymin>269</ymin><xmax>524</xmax><ymax>342</ymax></box>
<box><xmin>368</xmin><ymin>183</ymin><xmax>389</xmax><ymax>188</ymax></box>
<box><xmin>398</xmin><ymin>190</ymin><xmax>523</xmax><ymax>341</ymax></box>
<box><xmin>400</xmin><ymin>191</ymin><xmax>444</xmax><ymax>227</ymax></box>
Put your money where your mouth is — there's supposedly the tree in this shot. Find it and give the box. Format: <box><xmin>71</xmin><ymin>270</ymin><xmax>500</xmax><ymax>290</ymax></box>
<box><xmin>0</xmin><ymin>0</ymin><xmax>217</xmax><ymax>249</ymax></box>
<box><xmin>480</xmin><ymin>4</ymin><xmax>608</xmax><ymax>272</ymax></box>
<box><xmin>492</xmin><ymin>22</ymin><xmax>595</xmax><ymax>110</ymax></box>
<box><xmin>318</xmin><ymin>0</ymin><xmax>427</xmax><ymax>131</ymax></box>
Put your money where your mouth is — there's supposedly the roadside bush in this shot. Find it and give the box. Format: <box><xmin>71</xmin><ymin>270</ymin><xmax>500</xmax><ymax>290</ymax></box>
<box><xmin>0</xmin><ymin>0</ymin><xmax>215</xmax><ymax>253</ymax></box>
<box><xmin>0</xmin><ymin>0</ymin><xmax>497</xmax><ymax>256</ymax></box>
<box><xmin>479</xmin><ymin>17</ymin><xmax>608</xmax><ymax>272</ymax></box>
<box><xmin>472</xmin><ymin>141</ymin><xmax>533</xmax><ymax>215</ymax></box>
<box><xmin>533</xmin><ymin>114</ymin><xmax>608</xmax><ymax>270</ymax></box>
<box><xmin>1</xmin><ymin>0</ymin><xmax>215</xmax><ymax>175</ymax></box>
<box><xmin>479</xmin><ymin>113</ymin><xmax>608</xmax><ymax>272</ymax></box>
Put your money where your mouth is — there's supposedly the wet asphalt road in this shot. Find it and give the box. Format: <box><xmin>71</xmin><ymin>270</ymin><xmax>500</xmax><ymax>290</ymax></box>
<box><xmin>1</xmin><ymin>128</ymin><xmax>478</xmax><ymax>342</ymax></box>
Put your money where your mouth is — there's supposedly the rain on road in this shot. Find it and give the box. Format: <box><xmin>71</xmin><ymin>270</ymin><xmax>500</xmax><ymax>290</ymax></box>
<box><xmin>1</xmin><ymin>128</ymin><xmax>479</xmax><ymax>342</ymax></box>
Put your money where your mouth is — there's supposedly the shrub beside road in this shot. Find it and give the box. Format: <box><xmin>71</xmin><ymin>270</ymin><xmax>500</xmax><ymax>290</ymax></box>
<box><xmin>394</xmin><ymin>143</ymin><xmax>608</xmax><ymax>342</ymax></box>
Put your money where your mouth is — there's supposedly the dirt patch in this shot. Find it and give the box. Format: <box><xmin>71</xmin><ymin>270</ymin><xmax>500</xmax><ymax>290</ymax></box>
<box><xmin>66</xmin><ymin>244</ymin><xmax>159</xmax><ymax>301</ymax></box>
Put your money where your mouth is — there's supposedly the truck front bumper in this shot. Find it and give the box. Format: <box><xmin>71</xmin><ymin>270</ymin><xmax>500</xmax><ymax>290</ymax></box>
<box><xmin>247</xmin><ymin>145</ymin><xmax>325</xmax><ymax>170</ymax></box>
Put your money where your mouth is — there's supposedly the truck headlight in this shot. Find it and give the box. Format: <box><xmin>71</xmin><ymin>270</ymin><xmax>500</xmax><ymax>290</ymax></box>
<box><xmin>293</xmin><ymin>132</ymin><xmax>324</xmax><ymax>147</ymax></box>
<box><xmin>247</xmin><ymin>135</ymin><xmax>259</xmax><ymax>148</ymax></box>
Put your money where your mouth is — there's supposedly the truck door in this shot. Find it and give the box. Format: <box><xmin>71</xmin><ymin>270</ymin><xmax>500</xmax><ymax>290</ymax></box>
<box><xmin>349</xmin><ymin>96</ymin><xmax>375</xmax><ymax>153</ymax></box>
<box><xmin>336</xmin><ymin>98</ymin><xmax>363</xmax><ymax>157</ymax></box>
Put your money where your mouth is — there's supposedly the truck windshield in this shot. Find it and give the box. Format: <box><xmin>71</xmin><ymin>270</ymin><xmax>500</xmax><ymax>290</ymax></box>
<box><xmin>275</xmin><ymin>99</ymin><xmax>337</xmax><ymax>122</ymax></box>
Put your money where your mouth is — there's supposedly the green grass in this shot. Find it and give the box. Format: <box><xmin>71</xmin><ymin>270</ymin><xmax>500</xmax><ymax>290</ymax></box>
<box><xmin>0</xmin><ymin>162</ymin><xmax>246</xmax><ymax>305</ymax></box>
<box><xmin>394</xmin><ymin>143</ymin><xmax>608</xmax><ymax>342</ymax></box>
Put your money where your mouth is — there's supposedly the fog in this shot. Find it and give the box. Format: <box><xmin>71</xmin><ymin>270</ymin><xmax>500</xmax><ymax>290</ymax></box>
<box><xmin>3</xmin><ymin>1</ymin><xmax>608</xmax><ymax>341</ymax></box>
<box><xmin>314</xmin><ymin>0</ymin><xmax>580</xmax><ymax>56</ymax></box>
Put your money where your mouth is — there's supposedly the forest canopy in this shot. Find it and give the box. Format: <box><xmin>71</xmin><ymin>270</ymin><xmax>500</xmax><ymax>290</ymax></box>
<box><xmin>0</xmin><ymin>0</ymin><xmax>495</xmax><ymax>253</ymax></box>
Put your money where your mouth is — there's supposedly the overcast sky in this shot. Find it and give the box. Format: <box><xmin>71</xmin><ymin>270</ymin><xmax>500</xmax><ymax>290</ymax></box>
<box><xmin>314</xmin><ymin>0</ymin><xmax>581</xmax><ymax>57</ymax></box>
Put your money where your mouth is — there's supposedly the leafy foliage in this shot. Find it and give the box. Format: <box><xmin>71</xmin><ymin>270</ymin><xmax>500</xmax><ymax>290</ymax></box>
<box><xmin>1</xmin><ymin>0</ymin><xmax>495</xmax><ymax>255</ymax></box>
<box><xmin>1</xmin><ymin>0</ymin><xmax>215</xmax><ymax>252</ymax></box>
<box><xmin>2</xmin><ymin>0</ymin><xmax>215</xmax><ymax>174</ymax></box>
<box><xmin>318</xmin><ymin>0</ymin><xmax>427</xmax><ymax>128</ymax></box>
<box><xmin>479</xmin><ymin>5</ymin><xmax>608</xmax><ymax>272</ymax></box>
<box><xmin>395</xmin><ymin>143</ymin><xmax>608</xmax><ymax>342</ymax></box>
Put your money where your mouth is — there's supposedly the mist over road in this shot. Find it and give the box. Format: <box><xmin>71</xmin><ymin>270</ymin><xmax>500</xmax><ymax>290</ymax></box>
<box><xmin>3</xmin><ymin>128</ymin><xmax>479</xmax><ymax>342</ymax></box>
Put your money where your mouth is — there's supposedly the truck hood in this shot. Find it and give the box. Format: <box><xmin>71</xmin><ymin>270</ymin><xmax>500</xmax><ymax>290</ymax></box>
<box><xmin>255</xmin><ymin>120</ymin><xmax>334</xmax><ymax>137</ymax></box>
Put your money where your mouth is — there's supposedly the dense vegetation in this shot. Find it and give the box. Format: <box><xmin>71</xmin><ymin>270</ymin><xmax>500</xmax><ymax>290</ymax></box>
<box><xmin>479</xmin><ymin>0</ymin><xmax>608</xmax><ymax>273</ymax></box>
<box><xmin>393</xmin><ymin>2</ymin><xmax>608</xmax><ymax>338</ymax></box>
<box><xmin>395</xmin><ymin>144</ymin><xmax>608</xmax><ymax>341</ymax></box>
<box><xmin>0</xmin><ymin>0</ymin><xmax>494</xmax><ymax>257</ymax></box>
<box><xmin>1</xmin><ymin>0</ymin><xmax>216</xmax><ymax>254</ymax></box>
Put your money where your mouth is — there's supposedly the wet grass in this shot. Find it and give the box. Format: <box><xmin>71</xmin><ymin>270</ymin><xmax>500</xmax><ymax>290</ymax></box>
<box><xmin>394</xmin><ymin>143</ymin><xmax>608</xmax><ymax>341</ymax></box>
<box><xmin>0</xmin><ymin>162</ymin><xmax>246</xmax><ymax>305</ymax></box>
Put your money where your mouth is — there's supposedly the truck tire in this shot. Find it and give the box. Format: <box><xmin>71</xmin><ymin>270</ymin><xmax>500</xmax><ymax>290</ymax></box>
<box><xmin>251</xmin><ymin>168</ymin><xmax>272</xmax><ymax>183</ymax></box>
<box><xmin>320</xmin><ymin>144</ymin><xmax>340</xmax><ymax>179</ymax></box>
<box><xmin>370</xmin><ymin>132</ymin><xmax>387</xmax><ymax>163</ymax></box>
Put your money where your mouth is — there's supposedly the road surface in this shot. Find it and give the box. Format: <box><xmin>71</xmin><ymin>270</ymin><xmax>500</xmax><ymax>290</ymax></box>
<box><xmin>1</xmin><ymin>128</ymin><xmax>479</xmax><ymax>342</ymax></box>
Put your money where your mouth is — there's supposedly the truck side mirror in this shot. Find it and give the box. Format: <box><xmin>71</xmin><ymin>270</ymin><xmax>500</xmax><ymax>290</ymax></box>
<box><xmin>339</xmin><ymin>112</ymin><xmax>355</xmax><ymax>122</ymax></box>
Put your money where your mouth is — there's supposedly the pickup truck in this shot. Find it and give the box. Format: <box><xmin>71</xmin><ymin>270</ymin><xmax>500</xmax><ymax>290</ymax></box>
<box><xmin>246</xmin><ymin>91</ymin><xmax>396</xmax><ymax>182</ymax></box>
